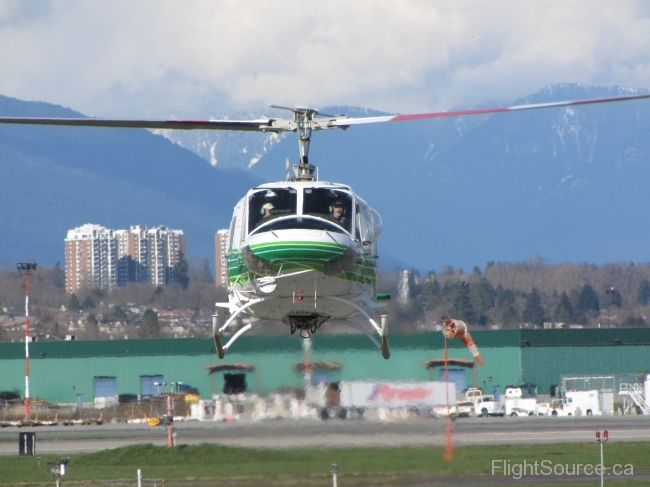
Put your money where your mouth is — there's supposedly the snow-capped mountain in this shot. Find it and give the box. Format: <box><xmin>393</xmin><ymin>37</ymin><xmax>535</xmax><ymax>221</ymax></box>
<box><xmin>152</xmin><ymin>108</ymin><xmax>286</xmax><ymax>169</ymax></box>
<box><xmin>248</xmin><ymin>83</ymin><xmax>650</xmax><ymax>270</ymax></box>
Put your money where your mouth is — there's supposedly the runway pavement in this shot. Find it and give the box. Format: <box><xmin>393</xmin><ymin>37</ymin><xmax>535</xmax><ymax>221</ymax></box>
<box><xmin>1</xmin><ymin>415</ymin><xmax>650</xmax><ymax>456</ymax></box>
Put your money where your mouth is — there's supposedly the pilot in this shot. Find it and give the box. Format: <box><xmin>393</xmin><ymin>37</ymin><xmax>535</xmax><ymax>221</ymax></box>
<box><xmin>329</xmin><ymin>200</ymin><xmax>347</xmax><ymax>227</ymax></box>
<box><xmin>257</xmin><ymin>202</ymin><xmax>275</xmax><ymax>226</ymax></box>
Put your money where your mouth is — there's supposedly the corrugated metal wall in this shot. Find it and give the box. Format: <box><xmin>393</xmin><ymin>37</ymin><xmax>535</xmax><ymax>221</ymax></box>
<box><xmin>519</xmin><ymin>329</ymin><xmax>650</xmax><ymax>394</ymax></box>
<box><xmin>2</xmin><ymin>329</ymin><xmax>647</xmax><ymax>403</ymax></box>
<box><xmin>0</xmin><ymin>331</ymin><xmax>522</xmax><ymax>402</ymax></box>
<box><xmin>522</xmin><ymin>346</ymin><xmax>650</xmax><ymax>394</ymax></box>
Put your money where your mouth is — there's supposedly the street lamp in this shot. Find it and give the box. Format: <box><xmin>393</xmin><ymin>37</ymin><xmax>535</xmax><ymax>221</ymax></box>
<box><xmin>16</xmin><ymin>262</ymin><xmax>37</xmax><ymax>419</ymax></box>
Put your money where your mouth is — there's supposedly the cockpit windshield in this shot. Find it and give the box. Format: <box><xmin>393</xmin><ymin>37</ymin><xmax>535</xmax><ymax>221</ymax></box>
<box><xmin>248</xmin><ymin>188</ymin><xmax>298</xmax><ymax>232</ymax></box>
<box><xmin>303</xmin><ymin>188</ymin><xmax>353</xmax><ymax>233</ymax></box>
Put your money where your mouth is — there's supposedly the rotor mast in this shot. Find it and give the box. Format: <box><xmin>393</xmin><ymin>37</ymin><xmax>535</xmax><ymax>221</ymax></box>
<box><xmin>295</xmin><ymin>108</ymin><xmax>316</xmax><ymax>180</ymax></box>
<box><xmin>271</xmin><ymin>106</ymin><xmax>321</xmax><ymax>180</ymax></box>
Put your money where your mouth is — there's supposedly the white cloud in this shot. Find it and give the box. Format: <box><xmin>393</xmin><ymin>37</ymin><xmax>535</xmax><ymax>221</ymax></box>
<box><xmin>0</xmin><ymin>0</ymin><xmax>649</xmax><ymax>118</ymax></box>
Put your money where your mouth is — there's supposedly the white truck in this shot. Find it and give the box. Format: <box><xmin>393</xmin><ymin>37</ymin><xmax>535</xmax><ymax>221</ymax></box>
<box><xmin>550</xmin><ymin>389</ymin><xmax>614</xmax><ymax>416</ymax></box>
<box><xmin>474</xmin><ymin>395</ymin><xmax>505</xmax><ymax>417</ymax></box>
<box><xmin>504</xmin><ymin>386</ymin><xmax>539</xmax><ymax>417</ymax></box>
<box><xmin>560</xmin><ymin>390</ymin><xmax>613</xmax><ymax>416</ymax></box>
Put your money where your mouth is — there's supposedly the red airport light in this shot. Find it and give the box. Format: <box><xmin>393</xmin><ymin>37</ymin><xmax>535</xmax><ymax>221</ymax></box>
<box><xmin>604</xmin><ymin>430</ymin><xmax>608</xmax><ymax>439</ymax></box>
<box><xmin>596</xmin><ymin>431</ymin><xmax>600</xmax><ymax>439</ymax></box>
<box><xmin>297</xmin><ymin>290</ymin><xmax>304</xmax><ymax>301</ymax></box>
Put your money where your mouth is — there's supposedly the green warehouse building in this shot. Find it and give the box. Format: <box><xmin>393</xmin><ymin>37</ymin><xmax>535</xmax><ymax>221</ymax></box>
<box><xmin>0</xmin><ymin>329</ymin><xmax>648</xmax><ymax>403</ymax></box>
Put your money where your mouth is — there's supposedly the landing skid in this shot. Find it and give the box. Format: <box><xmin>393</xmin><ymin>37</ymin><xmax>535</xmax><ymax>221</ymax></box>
<box><xmin>212</xmin><ymin>294</ymin><xmax>390</xmax><ymax>359</ymax></box>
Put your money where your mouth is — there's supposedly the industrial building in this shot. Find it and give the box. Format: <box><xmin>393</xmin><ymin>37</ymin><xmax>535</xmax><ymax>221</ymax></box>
<box><xmin>0</xmin><ymin>329</ymin><xmax>648</xmax><ymax>404</ymax></box>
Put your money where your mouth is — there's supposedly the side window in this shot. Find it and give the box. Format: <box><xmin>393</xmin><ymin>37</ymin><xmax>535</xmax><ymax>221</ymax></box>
<box><xmin>228</xmin><ymin>215</ymin><xmax>237</xmax><ymax>250</ymax></box>
<box><xmin>355</xmin><ymin>202</ymin><xmax>362</xmax><ymax>241</ymax></box>
<box><xmin>358</xmin><ymin>201</ymin><xmax>374</xmax><ymax>242</ymax></box>
<box><xmin>357</xmin><ymin>198</ymin><xmax>383</xmax><ymax>244</ymax></box>
<box><xmin>228</xmin><ymin>198</ymin><xmax>246</xmax><ymax>249</ymax></box>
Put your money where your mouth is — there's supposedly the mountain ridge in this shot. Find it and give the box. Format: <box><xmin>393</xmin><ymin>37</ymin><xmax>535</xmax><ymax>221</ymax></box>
<box><xmin>0</xmin><ymin>95</ymin><xmax>261</xmax><ymax>267</ymax></box>
<box><xmin>1</xmin><ymin>84</ymin><xmax>650</xmax><ymax>273</ymax></box>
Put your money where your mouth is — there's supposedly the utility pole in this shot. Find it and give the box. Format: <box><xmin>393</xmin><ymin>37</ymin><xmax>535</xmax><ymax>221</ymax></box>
<box><xmin>16</xmin><ymin>262</ymin><xmax>37</xmax><ymax>419</ymax></box>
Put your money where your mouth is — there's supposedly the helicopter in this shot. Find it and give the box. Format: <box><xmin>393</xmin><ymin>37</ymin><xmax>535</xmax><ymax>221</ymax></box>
<box><xmin>1</xmin><ymin>92</ymin><xmax>650</xmax><ymax>359</ymax></box>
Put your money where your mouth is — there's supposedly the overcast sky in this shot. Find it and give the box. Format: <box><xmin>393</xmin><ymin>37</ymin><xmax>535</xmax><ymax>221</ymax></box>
<box><xmin>1</xmin><ymin>0</ymin><xmax>649</xmax><ymax>119</ymax></box>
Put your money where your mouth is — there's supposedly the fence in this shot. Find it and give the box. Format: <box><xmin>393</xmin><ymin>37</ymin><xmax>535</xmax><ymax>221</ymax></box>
<box><xmin>0</xmin><ymin>395</ymin><xmax>192</xmax><ymax>425</ymax></box>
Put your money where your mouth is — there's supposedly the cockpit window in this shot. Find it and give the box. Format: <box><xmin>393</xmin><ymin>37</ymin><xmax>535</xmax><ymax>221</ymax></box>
<box><xmin>303</xmin><ymin>189</ymin><xmax>353</xmax><ymax>233</ymax></box>
<box><xmin>248</xmin><ymin>188</ymin><xmax>298</xmax><ymax>232</ymax></box>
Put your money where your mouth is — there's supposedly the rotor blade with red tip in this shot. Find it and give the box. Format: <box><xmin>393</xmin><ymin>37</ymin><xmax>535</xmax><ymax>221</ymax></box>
<box><xmin>1</xmin><ymin>92</ymin><xmax>648</xmax><ymax>133</ymax></box>
<box><xmin>328</xmin><ymin>92</ymin><xmax>650</xmax><ymax>127</ymax></box>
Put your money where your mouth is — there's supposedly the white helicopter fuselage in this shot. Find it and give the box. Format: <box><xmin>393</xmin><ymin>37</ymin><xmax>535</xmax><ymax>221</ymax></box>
<box><xmin>220</xmin><ymin>179</ymin><xmax>384</xmax><ymax>334</ymax></box>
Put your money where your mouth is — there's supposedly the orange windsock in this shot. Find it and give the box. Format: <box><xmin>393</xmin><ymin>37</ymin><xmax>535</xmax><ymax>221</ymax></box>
<box><xmin>443</xmin><ymin>319</ymin><xmax>485</xmax><ymax>366</ymax></box>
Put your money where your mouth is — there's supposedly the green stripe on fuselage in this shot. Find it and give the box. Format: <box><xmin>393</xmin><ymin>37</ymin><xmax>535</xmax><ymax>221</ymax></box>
<box><xmin>250</xmin><ymin>241</ymin><xmax>347</xmax><ymax>261</ymax></box>
<box><xmin>227</xmin><ymin>247</ymin><xmax>377</xmax><ymax>286</ymax></box>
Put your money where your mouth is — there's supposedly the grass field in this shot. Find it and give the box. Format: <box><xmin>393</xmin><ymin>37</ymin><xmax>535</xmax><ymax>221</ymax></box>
<box><xmin>0</xmin><ymin>442</ymin><xmax>649</xmax><ymax>486</ymax></box>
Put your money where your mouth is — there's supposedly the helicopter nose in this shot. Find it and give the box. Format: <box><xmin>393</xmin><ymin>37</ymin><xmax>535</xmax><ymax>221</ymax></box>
<box><xmin>242</xmin><ymin>231</ymin><xmax>357</xmax><ymax>277</ymax></box>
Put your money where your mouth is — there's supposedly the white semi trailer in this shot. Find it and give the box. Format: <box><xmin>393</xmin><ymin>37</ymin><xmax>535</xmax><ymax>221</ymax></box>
<box><xmin>550</xmin><ymin>389</ymin><xmax>614</xmax><ymax>416</ymax></box>
<box><xmin>308</xmin><ymin>381</ymin><xmax>456</xmax><ymax>419</ymax></box>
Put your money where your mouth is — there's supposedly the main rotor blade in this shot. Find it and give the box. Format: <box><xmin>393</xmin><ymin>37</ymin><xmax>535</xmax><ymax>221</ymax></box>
<box><xmin>328</xmin><ymin>92</ymin><xmax>650</xmax><ymax>127</ymax></box>
<box><xmin>2</xmin><ymin>92</ymin><xmax>648</xmax><ymax>134</ymax></box>
<box><xmin>0</xmin><ymin>117</ymin><xmax>285</xmax><ymax>132</ymax></box>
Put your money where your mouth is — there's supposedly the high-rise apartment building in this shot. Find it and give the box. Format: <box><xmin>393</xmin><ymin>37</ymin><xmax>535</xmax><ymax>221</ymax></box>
<box><xmin>214</xmin><ymin>229</ymin><xmax>230</xmax><ymax>288</ymax></box>
<box><xmin>65</xmin><ymin>224</ymin><xmax>118</xmax><ymax>293</ymax></box>
<box><xmin>65</xmin><ymin>223</ymin><xmax>186</xmax><ymax>292</ymax></box>
<box><xmin>116</xmin><ymin>225</ymin><xmax>148</xmax><ymax>285</ymax></box>
<box><xmin>147</xmin><ymin>226</ymin><xmax>186</xmax><ymax>286</ymax></box>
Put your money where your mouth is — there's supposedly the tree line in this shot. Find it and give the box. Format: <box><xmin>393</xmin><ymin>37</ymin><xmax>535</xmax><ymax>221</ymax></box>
<box><xmin>378</xmin><ymin>258</ymin><xmax>650</xmax><ymax>330</ymax></box>
<box><xmin>2</xmin><ymin>257</ymin><xmax>650</xmax><ymax>342</ymax></box>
